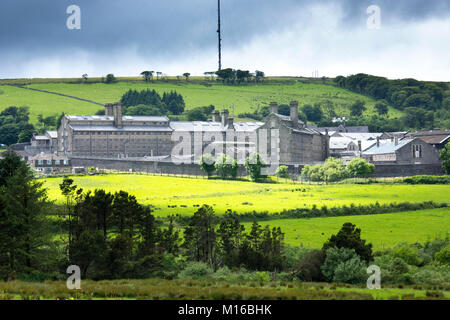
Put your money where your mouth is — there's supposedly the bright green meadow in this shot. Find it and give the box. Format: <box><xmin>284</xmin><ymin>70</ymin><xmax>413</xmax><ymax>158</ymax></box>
<box><xmin>42</xmin><ymin>174</ymin><xmax>450</xmax><ymax>217</ymax></box>
<box><xmin>242</xmin><ymin>207</ymin><xmax>450</xmax><ymax>249</ymax></box>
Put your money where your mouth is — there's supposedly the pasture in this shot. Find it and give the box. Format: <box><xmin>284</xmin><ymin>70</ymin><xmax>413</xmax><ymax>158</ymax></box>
<box><xmin>0</xmin><ymin>80</ymin><xmax>403</xmax><ymax>122</ymax></box>
<box><xmin>41</xmin><ymin>174</ymin><xmax>450</xmax><ymax>217</ymax></box>
<box><xmin>242</xmin><ymin>207</ymin><xmax>450</xmax><ymax>249</ymax></box>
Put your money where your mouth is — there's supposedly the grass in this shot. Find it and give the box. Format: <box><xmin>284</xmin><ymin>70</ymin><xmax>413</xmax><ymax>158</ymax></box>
<box><xmin>0</xmin><ymin>85</ymin><xmax>100</xmax><ymax>122</ymax></box>
<box><xmin>242</xmin><ymin>207</ymin><xmax>450</xmax><ymax>250</ymax></box>
<box><xmin>1</xmin><ymin>80</ymin><xmax>403</xmax><ymax>122</ymax></box>
<box><xmin>0</xmin><ymin>279</ymin><xmax>447</xmax><ymax>300</ymax></box>
<box><xmin>41</xmin><ymin>174</ymin><xmax>450</xmax><ymax>217</ymax></box>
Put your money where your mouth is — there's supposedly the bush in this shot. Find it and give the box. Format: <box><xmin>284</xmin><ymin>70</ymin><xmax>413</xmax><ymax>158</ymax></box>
<box><xmin>333</xmin><ymin>258</ymin><xmax>367</xmax><ymax>284</ymax></box>
<box><xmin>402</xmin><ymin>175</ymin><xmax>450</xmax><ymax>185</ymax></box>
<box><xmin>178</xmin><ymin>262</ymin><xmax>213</xmax><ymax>279</ymax></box>
<box><xmin>434</xmin><ymin>247</ymin><xmax>450</xmax><ymax>265</ymax></box>
<box><xmin>392</xmin><ymin>243</ymin><xmax>422</xmax><ymax>266</ymax></box>
<box><xmin>293</xmin><ymin>250</ymin><xmax>326</xmax><ymax>282</ymax></box>
<box><xmin>321</xmin><ymin>247</ymin><xmax>366</xmax><ymax>284</ymax></box>
<box><xmin>322</xmin><ymin>223</ymin><xmax>373</xmax><ymax>262</ymax></box>
<box><xmin>411</xmin><ymin>265</ymin><xmax>450</xmax><ymax>285</ymax></box>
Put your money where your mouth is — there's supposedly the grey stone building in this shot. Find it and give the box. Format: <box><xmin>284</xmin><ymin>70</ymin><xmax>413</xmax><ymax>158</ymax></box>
<box><xmin>57</xmin><ymin>101</ymin><xmax>329</xmax><ymax>166</ymax></box>
<box><xmin>257</xmin><ymin>101</ymin><xmax>329</xmax><ymax>165</ymax></box>
<box><xmin>362</xmin><ymin>137</ymin><xmax>441</xmax><ymax>165</ymax></box>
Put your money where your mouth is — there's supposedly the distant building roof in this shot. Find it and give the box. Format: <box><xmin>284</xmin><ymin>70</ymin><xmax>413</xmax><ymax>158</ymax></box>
<box><xmin>69</xmin><ymin>125</ymin><xmax>172</xmax><ymax>132</ymax></box>
<box><xmin>170</xmin><ymin>121</ymin><xmax>263</xmax><ymax>132</ymax></box>
<box><xmin>417</xmin><ymin>135</ymin><xmax>450</xmax><ymax>145</ymax></box>
<box><xmin>66</xmin><ymin>115</ymin><xmax>169</xmax><ymax>122</ymax></box>
<box><xmin>315</xmin><ymin>125</ymin><xmax>369</xmax><ymax>133</ymax></box>
<box><xmin>363</xmin><ymin>139</ymin><xmax>414</xmax><ymax>155</ymax></box>
<box><xmin>45</xmin><ymin>131</ymin><xmax>58</xmax><ymax>139</ymax></box>
<box><xmin>335</xmin><ymin>133</ymin><xmax>383</xmax><ymax>140</ymax></box>
<box><xmin>33</xmin><ymin>135</ymin><xmax>50</xmax><ymax>141</ymax></box>
<box><xmin>329</xmin><ymin>137</ymin><xmax>354</xmax><ymax>149</ymax></box>
<box><xmin>408</xmin><ymin>129</ymin><xmax>450</xmax><ymax>137</ymax></box>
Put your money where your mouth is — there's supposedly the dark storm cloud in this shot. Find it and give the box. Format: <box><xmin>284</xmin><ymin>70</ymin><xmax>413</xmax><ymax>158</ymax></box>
<box><xmin>1</xmin><ymin>0</ymin><xmax>449</xmax><ymax>55</ymax></box>
<box><xmin>0</xmin><ymin>0</ymin><xmax>449</xmax><ymax>78</ymax></box>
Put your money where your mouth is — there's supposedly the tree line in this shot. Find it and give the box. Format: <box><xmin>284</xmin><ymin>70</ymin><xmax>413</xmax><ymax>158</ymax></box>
<box><xmin>0</xmin><ymin>106</ymin><xmax>64</xmax><ymax>146</ymax></box>
<box><xmin>334</xmin><ymin>74</ymin><xmax>450</xmax><ymax>130</ymax></box>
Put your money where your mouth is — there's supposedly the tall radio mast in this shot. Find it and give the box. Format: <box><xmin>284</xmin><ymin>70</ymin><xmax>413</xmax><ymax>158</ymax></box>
<box><xmin>217</xmin><ymin>0</ymin><xmax>222</xmax><ymax>71</ymax></box>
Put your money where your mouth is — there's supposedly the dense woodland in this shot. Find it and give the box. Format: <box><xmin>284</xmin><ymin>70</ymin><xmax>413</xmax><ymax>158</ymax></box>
<box><xmin>334</xmin><ymin>74</ymin><xmax>450</xmax><ymax>130</ymax></box>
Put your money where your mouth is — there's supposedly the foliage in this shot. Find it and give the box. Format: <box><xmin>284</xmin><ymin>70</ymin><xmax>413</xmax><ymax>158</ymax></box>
<box><xmin>302</xmin><ymin>157</ymin><xmax>348</xmax><ymax>182</ymax></box>
<box><xmin>0</xmin><ymin>150</ymin><xmax>52</xmax><ymax>280</ymax></box>
<box><xmin>321</xmin><ymin>247</ymin><xmax>366</xmax><ymax>284</ymax></box>
<box><xmin>350</xmin><ymin>100</ymin><xmax>366</xmax><ymax>117</ymax></box>
<box><xmin>276</xmin><ymin>166</ymin><xmax>290</xmax><ymax>180</ymax></box>
<box><xmin>178</xmin><ymin>261</ymin><xmax>213</xmax><ymax>279</ymax></box>
<box><xmin>199</xmin><ymin>154</ymin><xmax>216</xmax><ymax>178</ymax></box>
<box><xmin>244</xmin><ymin>153</ymin><xmax>267</xmax><ymax>182</ymax></box>
<box><xmin>302</xmin><ymin>104</ymin><xmax>323</xmax><ymax>122</ymax></box>
<box><xmin>323</xmin><ymin>222</ymin><xmax>373</xmax><ymax>262</ymax></box>
<box><xmin>346</xmin><ymin>158</ymin><xmax>375</xmax><ymax>178</ymax></box>
<box><xmin>215</xmin><ymin>155</ymin><xmax>239</xmax><ymax>179</ymax></box>
<box><xmin>0</xmin><ymin>106</ymin><xmax>35</xmax><ymax>146</ymax></box>
<box><xmin>105</xmin><ymin>74</ymin><xmax>116</xmax><ymax>84</ymax></box>
<box><xmin>440</xmin><ymin>142</ymin><xmax>450</xmax><ymax>174</ymax></box>
<box><xmin>402</xmin><ymin>175</ymin><xmax>450</xmax><ymax>184</ymax></box>
<box><xmin>293</xmin><ymin>249</ymin><xmax>326</xmax><ymax>282</ymax></box>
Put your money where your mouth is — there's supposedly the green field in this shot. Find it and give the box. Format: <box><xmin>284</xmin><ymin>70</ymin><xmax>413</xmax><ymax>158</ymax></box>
<box><xmin>42</xmin><ymin>174</ymin><xmax>450</xmax><ymax>217</ymax></box>
<box><xmin>0</xmin><ymin>85</ymin><xmax>100</xmax><ymax>122</ymax></box>
<box><xmin>0</xmin><ymin>80</ymin><xmax>403</xmax><ymax>122</ymax></box>
<box><xmin>243</xmin><ymin>208</ymin><xmax>450</xmax><ymax>249</ymax></box>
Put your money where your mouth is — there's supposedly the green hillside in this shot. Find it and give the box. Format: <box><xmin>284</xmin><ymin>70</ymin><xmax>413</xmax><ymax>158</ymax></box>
<box><xmin>0</xmin><ymin>80</ymin><xmax>403</xmax><ymax>122</ymax></box>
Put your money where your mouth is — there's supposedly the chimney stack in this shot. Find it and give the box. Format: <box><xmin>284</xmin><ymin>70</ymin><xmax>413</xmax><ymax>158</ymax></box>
<box><xmin>358</xmin><ymin>140</ymin><xmax>362</xmax><ymax>152</ymax></box>
<box><xmin>394</xmin><ymin>135</ymin><xmax>399</xmax><ymax>146</ymax></box>
<box><xmin>221</xmin><ymin>110</ymin><xmax>229</xmax><ymax>127</ymax></box>
<box><xmin>212</xmin><ymin>110</ymin><xmax>220</xmax><ymax>122</ymax></box>
<box><xmin>105</xmin><ymin>104</ymin><xmax>114</xmax><ymax>116</ymax></box>
<box><xmin>376</xmin><ymin>136</ymin><xmax>380</xmax><ymax>147</ymax></box>
<box><xmin>113</xmin><ymin>103</ymin><xmax>123</xmax><ymax>128</ymax></box>
<box><xmin>270</xmin><ymin>102</ymin><xmax>278</xmax><ymax>115</ymax></box>
<box><xmin>227</xmin><ymin>117</ymin><xmax>234</xmax><ymax>129</ymax></box>
<box><xmin>290</xmin><ymin>101</ymin><xmax>299</xmax><ymax>128</ymax></box>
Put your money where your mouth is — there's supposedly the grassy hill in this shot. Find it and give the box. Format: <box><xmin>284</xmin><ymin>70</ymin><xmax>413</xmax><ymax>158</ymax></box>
<box><xmin>0</xmin><ymin>79</ymin><xmax>403</xmax><ymax>122</ymax></box>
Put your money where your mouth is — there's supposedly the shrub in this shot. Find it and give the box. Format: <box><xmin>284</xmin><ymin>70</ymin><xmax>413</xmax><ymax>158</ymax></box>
<box><xmin>411</xmin><ymin>265</ymin><xmax>450</xmax><ymax>285</ymax></box>
<box><xmin>402</xmin><ymin>175</ymin><xmax>450</xmax><ymax>184</ymax></box>
<box><xmin>276</xmin><ymin>166</ymin><xmax>290</xmax><ymax>180</ymax></box>
<box><xmin>322</xmin><ymin>223</ymin><xmax>373</xmax><ymax>262</ymax></box>
<box><xmin>178</xmin><ymin>262</ymin><xmax>213</xmax><ymax>279</ymax></box>
<box><xmin>434</xmin><ymin>246</ymin><xmax>450</xmax><ymax>265</ymax></box>
<box><xmin>321</xmin><ymin>247</ymin><xmax>366</xmax><ymax>284</ymax></box>
<box><xmin>333</xmin><ymin>257</ymin><xmax>367</xmax><ymax>284</ymax></box>
<box><xmin>392</xmin><ymin>243</ymin><xmax>422</xmax><ymax>266</ymax></box>
<box><xmin>293</xmin><ymin>250</ymin><xmax>326</xmax><ymax>282</ymax></box>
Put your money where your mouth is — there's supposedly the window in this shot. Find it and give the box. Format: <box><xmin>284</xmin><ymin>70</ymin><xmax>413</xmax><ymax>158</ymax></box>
<box><xmin>63</xmin><ymin>160</ymin><xmax>69</xmax><ymax>165</ymax></box>
<box><xmin>55</xmin><ymin>160</ymin><xmax>60</xmax><ymax>165</ymax></box>
<box><xmin>412</xmin><ymin>144</ymin><xmax>422</xmax><ymax>158</ymax></box>
<box><xmin>46</xmin><ymin>160</ymin><xmax>52</xmax><ymax>165</ymax></box>
<box><xmin>38</xmin><ymin>160</ymin><xmax>43</xmax><ymax>165</ymax></box>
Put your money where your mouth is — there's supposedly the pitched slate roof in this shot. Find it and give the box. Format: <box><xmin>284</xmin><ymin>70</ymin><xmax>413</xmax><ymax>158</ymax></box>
<box><xmin>363</xmin><ymin>139</ymin><xmax>414</xmax><ymax>155</ymax></box>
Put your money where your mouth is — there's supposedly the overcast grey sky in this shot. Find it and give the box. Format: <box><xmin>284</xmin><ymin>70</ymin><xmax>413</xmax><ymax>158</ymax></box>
<box><xmin>1</xmin><ymin>0</ymin><xmax>449</xmax><ymax>80</ymax></box>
